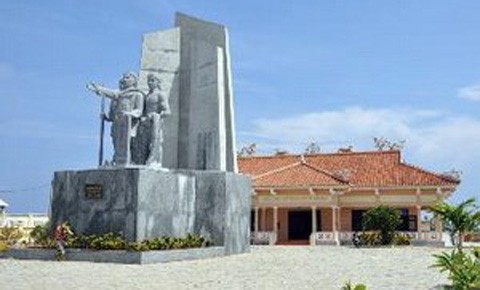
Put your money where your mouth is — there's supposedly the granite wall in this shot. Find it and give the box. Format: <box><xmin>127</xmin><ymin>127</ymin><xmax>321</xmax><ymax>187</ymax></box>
<box><xmin>51</xmin><ymin>168</ymin><xmax>250</xmax><ymax>254</ymax></box>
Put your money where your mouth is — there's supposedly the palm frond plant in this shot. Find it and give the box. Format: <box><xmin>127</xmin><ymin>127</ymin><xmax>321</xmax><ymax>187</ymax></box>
<box><xmin>431</xmin><ymin>248</ymin><xmax>480</xmax><ymax>289</ymax></box>
<box><xmin>429</xmin><ymin>198</ymin><xmax>480</xmax><ymax>250</ymax></box>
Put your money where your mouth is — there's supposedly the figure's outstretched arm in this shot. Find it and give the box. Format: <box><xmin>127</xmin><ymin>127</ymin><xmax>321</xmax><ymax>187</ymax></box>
<box><xmin>86</xmin><ymin>82</ymin><xmax>118</xmax><ymax>99</ymax></box>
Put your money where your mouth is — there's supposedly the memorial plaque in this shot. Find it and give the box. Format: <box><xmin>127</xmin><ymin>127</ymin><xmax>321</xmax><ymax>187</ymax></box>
<box><xmin>84</xmin><ymin>184</ymin><xmax>103</xmax><ymax>199</ymax></box>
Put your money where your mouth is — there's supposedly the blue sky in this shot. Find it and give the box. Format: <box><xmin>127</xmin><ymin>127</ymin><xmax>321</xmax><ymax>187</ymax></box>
<box><xmin>1</xmin><ymin>1</ymin><xmax>479</xmax><ymax>212</ymax></box>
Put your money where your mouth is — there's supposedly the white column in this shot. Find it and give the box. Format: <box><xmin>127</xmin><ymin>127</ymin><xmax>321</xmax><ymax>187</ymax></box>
<box><xmin>273</xmin><ymin>207</ymin><xmax>278</xmax><ymax>233</ymax></box>
<box><xmin>310</xmin><ymin>206</ymin><xmax>317</xmax><ymax>246</ymax></box>
<box><xmin>434</xmin><ymin>216</ymin><xmax>443</xmax><ymax>241</ymax></box>
<box><xmin>332</xmin><ymin>206</ymin><xmax>339</xmax><ymax>245</ymax></box>
<box><xmin>337</xmin><ymin>207</ymin><xmax>342</xmax><ymax>231</ymax></box>
<box><xmin>338</xmin><ymin>207</ymin><xmax>344</xmax><ymax>242</ymax></box>
<box><xmin>332</xmin><ymin>206</ymin><xmax>336</xmax><ymax>231</ymax></box>
<box><xmin>416</xmin><ymin>205</ymin><xmax>422</xmax><ymax>235</ymax></box>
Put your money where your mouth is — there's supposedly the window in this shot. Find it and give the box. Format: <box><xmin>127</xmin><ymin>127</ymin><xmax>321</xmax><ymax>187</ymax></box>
<box><xmin>390</xmin><ymin>208</ymin><xmax>417</xmax><ymax>231</ymax></box>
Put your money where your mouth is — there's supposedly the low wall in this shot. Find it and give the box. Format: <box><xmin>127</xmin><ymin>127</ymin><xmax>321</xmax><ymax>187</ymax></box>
<box><xmin>0</xmin><ymin>247</ymin><xmax>226</xmax><ymax>264</ymax></box>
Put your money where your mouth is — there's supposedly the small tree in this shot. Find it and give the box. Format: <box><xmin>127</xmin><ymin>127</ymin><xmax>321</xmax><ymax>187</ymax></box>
<box><xmin>304</xmin><ymin>142</ymin><xmax>321</xmax><ymax>154</ymax></box>
<box><xmin>363</xmin><ymin>206</ymin><xmax>402</xmax><ymax>245</ymax></box>
<box><xmin>373</xmin><ymin>137</ymin><xmax>405</xmax><ymax>151</ymax></box>
<box><xmin>273</xmin><ymin>148</ymin><xmax>289</xmax><ymax>155</ymax></box>
<box><xmin>238</xmin><ymin>143</ymin><xmax>257</xmax><ymax>156</ymax></box>
<box><xmin>429</xmin><ymin>198</ymin><xmax>480</xmax><ymax>250</ymax></box>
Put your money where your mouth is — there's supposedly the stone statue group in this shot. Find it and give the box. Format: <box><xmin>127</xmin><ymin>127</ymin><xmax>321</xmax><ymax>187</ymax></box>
<box><xmin>87</xmin><ymin>72</ymin><xmax>170</xmax><ymax>167</ymax></box>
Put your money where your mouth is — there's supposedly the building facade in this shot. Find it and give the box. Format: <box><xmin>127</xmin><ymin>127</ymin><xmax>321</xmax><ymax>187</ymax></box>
<box><xmin>238</xmin><ymin>150</ymin><xmax>459</xmax><ymax>245</ymax></box>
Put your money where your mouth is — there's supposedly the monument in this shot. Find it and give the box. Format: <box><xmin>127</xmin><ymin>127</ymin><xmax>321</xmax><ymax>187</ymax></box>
<box><xmin>50</xmin><ymin>13</ymin><xmax>251</xmax><ymax>255</ymax></box>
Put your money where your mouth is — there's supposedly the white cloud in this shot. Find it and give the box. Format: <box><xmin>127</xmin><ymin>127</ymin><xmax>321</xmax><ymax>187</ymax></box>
<box><xmin>410</xmin><ymin>116</ymin><xmax>480</xmax><ymax>166</ymax></box>
<box><xmin>457</xmin><ymin>84</ymin><xmax>480</xmax><ymax>101</ymax></box>
<box><xmin>243</xmin><ymin>107</ymin><xmax>480</xmax><ymax>172</ymax></box>
<box><xmin>251</xmin><ymin>107</ymin><xmax>437</xmax><ymax>148</ymax></box>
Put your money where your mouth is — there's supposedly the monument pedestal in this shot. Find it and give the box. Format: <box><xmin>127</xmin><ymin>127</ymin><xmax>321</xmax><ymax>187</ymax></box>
<box><xmin>51</xmin><ymin>168</ymin><xmax>251</xmax><ymax>254</ymax></box>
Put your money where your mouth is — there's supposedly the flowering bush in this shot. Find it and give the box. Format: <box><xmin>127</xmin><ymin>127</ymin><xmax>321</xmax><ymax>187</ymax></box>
<box><xmin>0</xmin><ymin>226</ymin><xmax>22</xmax><ymax>247</ymax></box>
<box><xmin>30</xmin><ymin>224</ymin><xmax>54</xmax><ymax>247</ymax></box>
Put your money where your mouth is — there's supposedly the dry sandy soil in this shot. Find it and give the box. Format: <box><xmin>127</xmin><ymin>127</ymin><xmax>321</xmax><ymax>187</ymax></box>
<box><xmin>0</xmin><ymin>246</ymin><xmax>449</xmax><ymax>290</ymax></box>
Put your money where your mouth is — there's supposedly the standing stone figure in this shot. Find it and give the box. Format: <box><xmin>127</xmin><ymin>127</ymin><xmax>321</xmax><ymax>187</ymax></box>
<box><xmin>140</xmin><ymin>74</ymin><xmax>171</xmax><ymax>166</ymax></box>
<box><xmin>87</xmin><ymin>72</ymin><xmax>144</xmax><ymax>166</ymax></box>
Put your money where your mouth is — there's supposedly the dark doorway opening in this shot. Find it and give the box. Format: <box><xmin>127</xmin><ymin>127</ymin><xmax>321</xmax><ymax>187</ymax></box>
<box><xmin>250</xmin><ymin>210</ymin><xmax>255</xmax><ymax>231</ymax></box>
<box><xmin>352</xmin><ymin>210</ymin><xmax>366</xmax><ymax>231</ymax></box>
<box><xmin>288</xmin><ymin>210</ymin><xmax>312</xmax><ymax>240</ymax></box>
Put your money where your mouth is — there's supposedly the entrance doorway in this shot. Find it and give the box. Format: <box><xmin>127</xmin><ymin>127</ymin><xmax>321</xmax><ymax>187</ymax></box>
<box><xmin>288</xmin><ymin>210</ymin><xmax>312</xmax><ymax>240</ymax></box>
<box><xmin>352</xmin><ymin>210</ymin><xmax>366</xmax><ymax>231</ymax></box>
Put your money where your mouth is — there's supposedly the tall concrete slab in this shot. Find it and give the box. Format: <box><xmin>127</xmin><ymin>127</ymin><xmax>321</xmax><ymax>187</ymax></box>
<box><xmin>175</xmin><ymin>13</ymin><xmax>238</xmax><ymax>172</ymax></box>
<box><xmin>139</xmin><ymin>14</ymin><xmax>237</xmax><ymax>172</ymax></box>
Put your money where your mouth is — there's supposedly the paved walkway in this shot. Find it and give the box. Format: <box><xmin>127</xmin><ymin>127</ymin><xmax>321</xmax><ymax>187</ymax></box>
<box><xmin>0</xmin><ymin>246</ymin><xmax>449</xmax><ymax>290</ymax></box>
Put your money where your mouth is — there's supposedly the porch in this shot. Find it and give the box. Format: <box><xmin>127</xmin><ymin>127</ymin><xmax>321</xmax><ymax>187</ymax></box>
<box><xmin>250</xmin><ymin>206</ymin><xmax>444</xmax><ymax>246</ymax></box>
<box><xmin>252</xmin><ymin>231</ymin><xmax>443</xmax><ymax>246</ymax></box>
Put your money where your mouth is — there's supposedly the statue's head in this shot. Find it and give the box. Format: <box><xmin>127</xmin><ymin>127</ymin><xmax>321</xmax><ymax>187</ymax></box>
<box><xmin>147</xmin><ymin>73</ymin><xmax>161</xmax><ymax>90</ymax></box>
<box><xmin>119</xmin><ymin>72</ymin><xmax>138</xmax><ymax>90</ymax></box>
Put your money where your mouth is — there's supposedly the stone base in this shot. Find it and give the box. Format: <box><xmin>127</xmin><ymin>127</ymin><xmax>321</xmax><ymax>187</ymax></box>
<box><xmin>339</xmin><ymin>240</ymin><xmax>445</xmax><ymax>247</ymax></box>
<box><xmin>1</xmin><ymin>247</ymin><xmax>225</xmax><ymax>264</ymax></box>
<box><xmin>316</xmin><ymin>240</ymin><xmax>340</xmax><ymax>246</ymax></box>
<box><xmin>411</xmin><ymin>240</ymin><xmax>445</xmax><ymax>247</ymax></box>
<box><xmin>51</xmin><ymin>167</ymin><xmax>251</xmax><ymax>255</ymax></box>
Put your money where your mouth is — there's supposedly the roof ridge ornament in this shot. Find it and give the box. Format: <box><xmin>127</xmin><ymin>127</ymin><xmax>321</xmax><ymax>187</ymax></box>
<box><xmin>300</xmin><ymin>154</ymin><xmax>306</xmax><ymax>164</ymax></box>
<box><xmin>333</xmin><ymin>168</ymin><xmax>352</xmax><ymax>182</ymax></box>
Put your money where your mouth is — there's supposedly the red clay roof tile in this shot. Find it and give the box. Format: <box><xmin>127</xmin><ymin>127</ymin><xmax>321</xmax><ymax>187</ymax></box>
<box><xmin>253</xmin><ymin>162</ymin><xmax>348</xmax><ymax>187</ymax></box>
<box><xmin>238</xmin><ymin>150</ymin><xmax>459</xmax><ymax>188</ymax></box>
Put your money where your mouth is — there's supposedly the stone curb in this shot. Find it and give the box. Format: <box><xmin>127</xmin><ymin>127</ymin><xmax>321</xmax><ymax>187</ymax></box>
<box><xmin>0</xmin><ymin>246</ymin><xmax>225</xmax><ymax>264</ymax></box>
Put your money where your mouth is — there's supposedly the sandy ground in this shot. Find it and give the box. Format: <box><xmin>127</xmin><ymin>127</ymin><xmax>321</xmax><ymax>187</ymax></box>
<box><xmin>0</xmin><ymin>246</ymin><xmax>449</xmax><ymax>290</ymax></box>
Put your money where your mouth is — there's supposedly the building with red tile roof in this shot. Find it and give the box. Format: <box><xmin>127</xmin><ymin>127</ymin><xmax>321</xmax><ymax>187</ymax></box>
<box><xmin>238</xmin><ymin>150</ymin><xmax>459</xmax><ymax>245</ymax></box>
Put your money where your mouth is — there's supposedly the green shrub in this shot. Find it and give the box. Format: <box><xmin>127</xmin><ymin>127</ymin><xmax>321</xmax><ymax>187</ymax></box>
<box><xmin>359</xmin><ymin>232</ymin><xmax>381</xmax><ymax>246</ymax></box>
<box><xmin>130</xmin><ymin>234</ymin><xmax>209</xmax><ymax>251</ymax></box>
<box><xmin>87</xmin><ymin>232</ymin><xmax>125</xmax><ymax>250</ymax></box>
<box><xmin>67</xmin><ymin>232</ymin><xmax>126</xmax><ymax>250</ymax></box>
<box><xmin>30</xmin><ymin>223</ymin><xmax>56</xmax><ymax>248</ymax></box>
<box><xmin>363</xmin><ymin>206</ymin><xmax>402</xmax><ymax>245</ymax></box>
<box><xmin>127</xmin><ymin>242</ymin><xmax>149</xmax><ymax>251</ymax></box>
<box><xmin>342</xmin><ymin>281</ymin><xmax>368</xmax><ymax>290</ymax></box>
<box><xmin>64</xmin><ymin>231</ymin><xmax>209</xmax><ymax>251</ymax></box>
<box><xmin>432</xmin><ymin>248</ymin><xmax>480</xmax><ymax>289</ymax></box>
<box><xmin>392</xmin><ymin>233</ymin><xmax>411</xmax><ymax>246</ymax></box>
<box><xmin>28</xmin><ymin>222</ymin><xmax>210</xmax><ymax>252</ymax></box>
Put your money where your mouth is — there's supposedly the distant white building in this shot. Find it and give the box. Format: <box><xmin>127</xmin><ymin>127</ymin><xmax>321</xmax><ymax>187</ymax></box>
<box><xmin>1</xmin><ymin>213</ymin><xmax>49</xmax><ymax>228</ymax></box>
<box><xmin>0</xmin><ymin>199</ymin><xmax>48</xmax><ymax>228</ymax></box>
<box><xmin>0</xmin><ymin>198</ymin><xmax>8</xmax><ymax>225</ymax></box>
<box><xmin>0</xmin><ymin>198</ymin><xmax>8</xmax><ymax>213</ymax></box>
